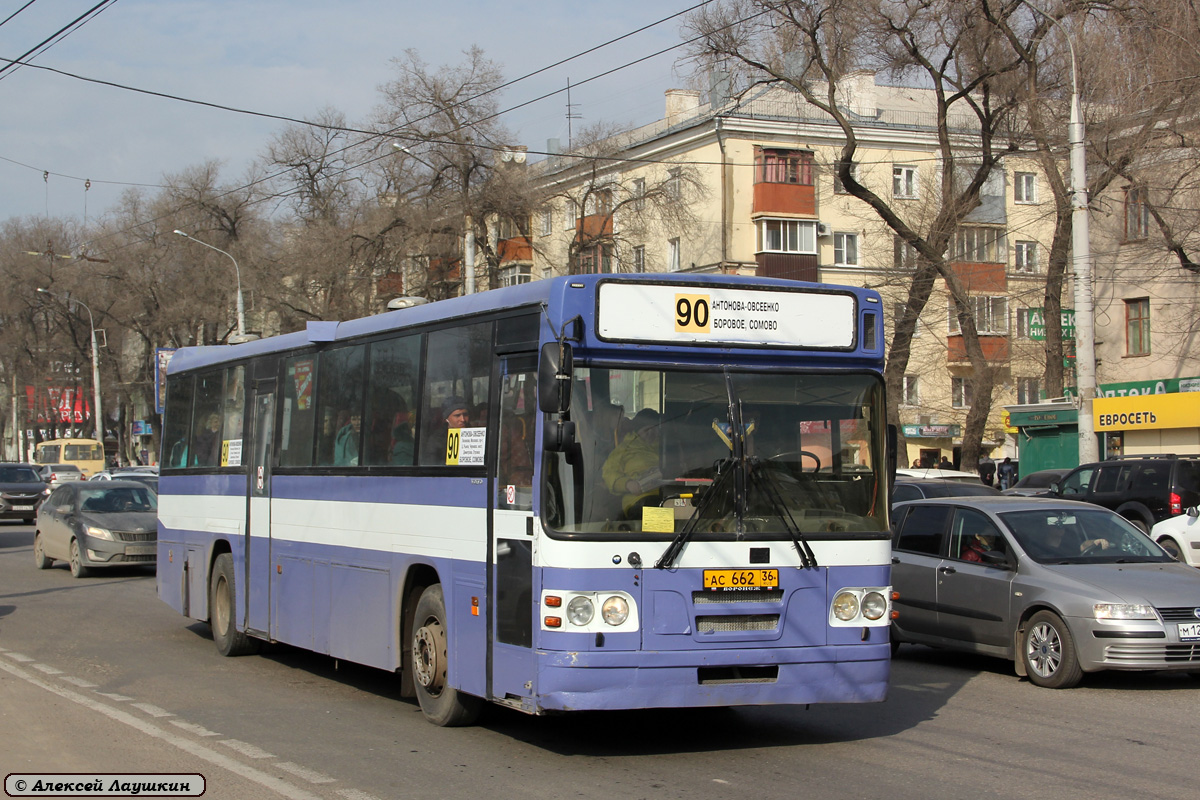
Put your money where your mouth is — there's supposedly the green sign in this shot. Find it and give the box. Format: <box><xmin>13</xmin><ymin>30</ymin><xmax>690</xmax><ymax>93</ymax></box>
<box><xmin>1027</xmin><ymin>308</ymin><xmax>1075</xmax><ymax>341</ymax></box>
<box><xmin>1064</xmin><ymin>376</ymin><xmax>1200</xmax><ymax>399</ymax></box>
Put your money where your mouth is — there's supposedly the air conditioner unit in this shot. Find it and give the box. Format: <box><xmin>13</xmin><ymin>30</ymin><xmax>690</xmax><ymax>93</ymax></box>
<box><xmin>816</xmin><ymin>222</ymin><xmax>832</xmax><ymax>237</ymax></box>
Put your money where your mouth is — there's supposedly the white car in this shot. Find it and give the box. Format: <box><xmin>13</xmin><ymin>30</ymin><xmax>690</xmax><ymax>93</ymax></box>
<box><xmin>895</xmin><ymin>467</ymin><xmax>984</xmax><ymax>484</ymax></box>
<box><xmin>1151</xmin><ymin>506</ymin><xmax>1200</xmax><ymax>566</ymax></box>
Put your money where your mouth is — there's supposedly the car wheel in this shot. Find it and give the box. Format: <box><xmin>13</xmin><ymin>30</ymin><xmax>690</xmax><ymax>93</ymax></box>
<box><xmin>209</xmin><ymin>553</ymin><xmax>260</xmax><ymax>656</ymax></box>
<box><xmin>1129</xmin><ymin>518</ymin><xmax>1150</xmax><ymax>534</ymax></box>
<box><xmin>412</xmin><ymin>584</ymin><xmax>482</xmax><ymax>726</ymax></box>
<box><xmin>1021</xmin><ymin>611</ymin><xmax>1083</xmax><ymax>689</ymax></box>
<box><xmin>1158</xmin><ymin>537</ymin><xmax>1183</xmax><ymax>561</ymax></box>
<box><xmin>68</xmin><ymin>538</ymin><xmax>89</xmax><ymax>579</ymax></box>
<box><xmin>33</xmin><ymin>533</ymin><xmax>52</xmax><ymax>569</ymax></box>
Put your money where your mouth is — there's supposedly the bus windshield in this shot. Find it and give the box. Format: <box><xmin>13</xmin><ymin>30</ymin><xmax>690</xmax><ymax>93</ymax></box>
<box><xmin>545</xmin><ymin>366</ymin><xmax>886</xmax><ymax>536</ymax></box>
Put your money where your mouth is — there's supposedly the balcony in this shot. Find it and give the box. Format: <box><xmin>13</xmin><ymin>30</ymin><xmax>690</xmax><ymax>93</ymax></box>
<box><xmin>948</xmin><ymin>334</ymin><xmax>1010</xmax><ymax>363</ymax></box>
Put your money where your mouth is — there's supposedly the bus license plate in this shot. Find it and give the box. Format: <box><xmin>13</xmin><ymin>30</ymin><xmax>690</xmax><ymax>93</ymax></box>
<box><xmin>12</xmin><ymin>505</ymin><xmax>33</xmax><ymax>511</ymax></box>
<box><xmin>703</xmin><ymin>569</ymin><xmax>779</xmax><ymax>591</ymax></box>
<box><xmin>1178</xmin><ymin>622</ymin><xmax>1200</xmax><ymax>641</ymax></box>
<box><xmin>125</xmin><ymin>545</ymin><xmax>156</xmax><ymax>556</ymax></box>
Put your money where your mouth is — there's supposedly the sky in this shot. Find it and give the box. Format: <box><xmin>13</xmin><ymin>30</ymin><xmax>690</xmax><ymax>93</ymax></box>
<box><xmin>0</xmin><ymin>0</ymin><xmax>698</xmax><ymax>227</ymax></box>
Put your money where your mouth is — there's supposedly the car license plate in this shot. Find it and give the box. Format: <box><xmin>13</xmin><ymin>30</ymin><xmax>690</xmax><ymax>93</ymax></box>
<box><xmin>125</xmin><ymin>545</ymin><xmax>156</xmax><ymax>556</ymax></box>
<box><xmin>703</xmin><ymin>569</ymin><xmax>779</xmax><ymax>590</ymax></box>
<box><xmin>12</xmin><ymin>505</ymin><xmax>33</xmax><ymax>511</ymax></box>
<box><xmin>1178</xmin><ymin>622</ymin><xmax>1200</xmax><ymax>641</ymax></box>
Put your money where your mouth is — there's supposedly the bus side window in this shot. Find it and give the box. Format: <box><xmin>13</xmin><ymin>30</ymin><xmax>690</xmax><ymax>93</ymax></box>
<box><xmin>418</xmin><ymin>323</ymin><xmax>492</xmax><ymax>466</ymax></box>
<box><xmin>315</xmin><ymin>345</ymin><xmax>366</xmax><ymax>468</ymax></box>
<box><xmin>280</xmin><ymin>356</ymin><xmax>317</xmax><ymax>467</ymax></box>
<box><xmin>162</xmin><ymin>374</ymin><xmax>194</xmax><ymax>469</ymax></box>
<box><xmin>191</xmin><ymin>370</ymin><xmax>225</xmax><ymax>467</ymax></box>
<box><xmin>364</xmin><ymin>335</ymin><xmax>420</xmax><ymax>467</ymax></box>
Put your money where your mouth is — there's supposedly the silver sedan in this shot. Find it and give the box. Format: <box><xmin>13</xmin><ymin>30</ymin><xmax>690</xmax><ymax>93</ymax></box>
<box><xmin>890</xmin><ymin>496</ymin><xmax>1200</xmax><ymax>688</ymax></box>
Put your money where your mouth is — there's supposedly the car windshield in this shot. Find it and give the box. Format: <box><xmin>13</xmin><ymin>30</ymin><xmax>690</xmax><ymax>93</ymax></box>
<box><xmin>544</xmin><ymin>366</ymin><xmax>887</xmax><ymax>536</ymax></box>
<box><xmin>78</xmin><ymin>486</ymin><xmax>158</xmax><ymax>514</ymax></box>
<box><xmin>1000</xmin><ymin>508</ymin><xmax>1171</xmax><ymax>564</ymax></box>
<box><xmin>1019</xmin><ymin>472</ymin><xmax>1064</xmax><ymax>489</ymax></box>
<box><xmin>0</xmin><ymin>467</ymin><xmax>42</xmax><ymax>483</ymax></box>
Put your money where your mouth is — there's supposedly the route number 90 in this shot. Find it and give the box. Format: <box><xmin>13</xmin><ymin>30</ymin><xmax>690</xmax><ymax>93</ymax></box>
<box><xmin>675</xmin><ymin>294</ymin><xmax>711</xmax><ymax>333</ymax></box>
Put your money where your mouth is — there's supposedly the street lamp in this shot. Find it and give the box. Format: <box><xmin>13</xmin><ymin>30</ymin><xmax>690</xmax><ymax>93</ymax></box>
<box><xmin>1021</xmin><ymin>1</ymin><xmax>1099</xmax><ymax>463</ymax></box>
<box><xmin>393</xmin><ymin>142</ymin><xmax>476</xmax><ymax>295</ymax></box>
<box><xmin>173</xmin><ymin>230</ymin><xmax>257</xmax><ymax>343</ymax></box>
<box><xmin>36</xmin><ymin>288</ymin><xmax>103</xmax><ymax>443</ymax></box>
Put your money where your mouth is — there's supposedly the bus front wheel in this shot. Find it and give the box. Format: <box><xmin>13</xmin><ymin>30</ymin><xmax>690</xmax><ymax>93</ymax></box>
<box><xmin>210</xmin><ymin>553</ymin><xmax>260</xmax><ymax>657</ymax></box>
<box><xmin>412</xmin><ymin>584</ymin><xmax>482</xmax><ymax>726</ymax></box>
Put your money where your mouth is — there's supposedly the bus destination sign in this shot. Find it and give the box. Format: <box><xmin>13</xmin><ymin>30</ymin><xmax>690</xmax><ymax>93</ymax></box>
<box><xmin>597</xmin><ymin>283</ymin><xmax>856</xmax><ymax>347</ymax></box>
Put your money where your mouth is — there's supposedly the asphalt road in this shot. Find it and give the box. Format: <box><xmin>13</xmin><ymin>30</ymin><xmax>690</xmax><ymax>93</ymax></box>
<box><xmin>1</xmin><ymin>520</ymin><xmax>1196</xmax><ymax>800</ymax></box>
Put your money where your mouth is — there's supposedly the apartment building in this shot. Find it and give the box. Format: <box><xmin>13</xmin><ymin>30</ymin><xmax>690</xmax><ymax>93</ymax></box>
<box><xmin>492</xmin><ymin>74</ymin><xmax>1063</xmax><ymax>468</ymax></box>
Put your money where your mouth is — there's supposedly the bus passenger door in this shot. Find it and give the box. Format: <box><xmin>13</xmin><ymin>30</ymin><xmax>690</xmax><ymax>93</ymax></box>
<box><xmin>490</xmin><ymin>357</ymin><xmax>537</xmax><ymax>707</ymax></box>
<box><xmin>244</xmin><ymin>380</ymin><xmax>275</xmax><ymax>638</ymax></box>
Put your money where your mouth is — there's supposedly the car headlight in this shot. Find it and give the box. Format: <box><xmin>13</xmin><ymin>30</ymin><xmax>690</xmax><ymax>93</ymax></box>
<box><xmin>85</xmin><ymin>525</ymin><xmax>115</xmax><ymax>541</ymax></box>
<box><xmin>861</xmin><ymin>591</ymin><xmax>888</xmax><ymax>621</ymax></box>
<box><xmin>42</xmin><ymin>487</ymin><xmax>51</xmax><ymax>496</ymax></box>
<box><xmin>601</xmin><ymin>595</ymin><xmax>629</xmax><ymax>626</ymax></box>
<box><xmin>566</xmin><ymin>596</ymin><xmax>594</xmax><ymax>626</ymax></box>
<box><xmin>832</xmin><ymin>591</ymin><xmax>860</xmax><ymax>621</ymax></box>
<box><xmin>1093</xmin><ymin>603</ymin><xmax>1157</xmax><ymax>620</ymax></box>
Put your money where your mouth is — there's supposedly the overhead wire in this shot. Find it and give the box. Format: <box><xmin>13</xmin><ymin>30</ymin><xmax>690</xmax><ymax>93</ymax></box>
<box><xmin>0</xmin><ymin>0</ymin><xmax>118</xmax><ymax>81</ymax></box>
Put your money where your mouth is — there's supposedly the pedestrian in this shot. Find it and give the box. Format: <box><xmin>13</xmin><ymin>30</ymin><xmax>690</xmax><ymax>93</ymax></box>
<box><xmin>998</xmin><ymin>456</ymin><xmax>1017</xmax><ymax>490</ymax></box>
<box><xmin>978</xmin><ymin>453</ymin><xmax>996</xmax><ymax>486</ymax></box>
<box><xmin>938</xmin><ymin>455</ymin><xmax>954</xmax><ymax>470</ymax></box>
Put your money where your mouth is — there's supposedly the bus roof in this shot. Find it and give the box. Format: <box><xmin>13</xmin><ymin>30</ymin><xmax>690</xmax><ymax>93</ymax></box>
<box><xmin>168</xmin><ymin>274</ymin><xmax>884</xmax><ymax>375</ymax></box>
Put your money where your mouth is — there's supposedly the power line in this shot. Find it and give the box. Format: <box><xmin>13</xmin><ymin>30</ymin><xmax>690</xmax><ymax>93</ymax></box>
<box><xmin>0</xmin><ymin>0</ymin><xmax>118</xmax><ymax>82</ymax></box>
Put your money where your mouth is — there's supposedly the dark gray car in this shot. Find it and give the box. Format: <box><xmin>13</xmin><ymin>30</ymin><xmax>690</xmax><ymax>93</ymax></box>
<box><xmin>33</xmin><ymin>480</ymin><xmax>158</xmax><ymax>578</ymax></box>
<box><xmin>891</xmin><ymin>496</ymin><xmax>1200</xmax><ymax>688</ymax></box>
<box><xmin>0</xmin><ymin>463</ymin><xmax>51</xmax><ymax>523</ymax></box>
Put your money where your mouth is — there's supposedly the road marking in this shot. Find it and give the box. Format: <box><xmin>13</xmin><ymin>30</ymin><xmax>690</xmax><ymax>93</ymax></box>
<box><xmin>4</xmin><ymin>652</ymin><xmax>34</xmax><ymax>662</ymax></box>
<box><xmin>0</xmin><ymin>659</ymin><xmax>323</xmax><ymax>800</ymax></box>
<box><xmin>169</xmin><ymin>720</ymin><xmax>221</xmax><ymax>737</ymax></box>
<box><xmin>32</xmin><ymin>663</ymin><xmax>63</xmax><ymax>675</ymax></box>
<box><xmin>132</xmin><ymin>702</ymin><xmax>174</xmax><ymax>718</ymax></box>
<box><xmin>337</xmin><ymin>790</ymin><xmax>387</xmax><ymax>800</ymax></box>
<box><xmin>60</xmin><ymin>676</ymin><xmax>98</xmax><ymax>688</ymax></box>
<box><xmin>96</xmin><ymin>692</ymin><xmax>133</xmax><ymax>701</ymax></box>
<box><xmin>219</xmin><ymin>739</ymin><xmax>276</xmax><ymax>759</ymax></box>
<box><xmin>277</xmin><ymin>762</ymin><xmax>337</xmax><ymax>785</ymax></box>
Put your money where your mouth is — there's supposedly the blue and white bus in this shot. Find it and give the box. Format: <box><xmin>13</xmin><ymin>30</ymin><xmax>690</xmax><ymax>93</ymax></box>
<box><xmin>157</xmin><ymin>274</ymin><xmax>894</xmax><ymax>725</ymax></box>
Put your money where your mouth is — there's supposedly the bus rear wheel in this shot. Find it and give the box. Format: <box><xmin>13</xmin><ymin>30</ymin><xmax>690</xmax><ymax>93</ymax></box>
<box><xmin>210</xmin><ymin>553</ymin><xmax>260</xmax><ymax>657</ymax></box>
<box><xmin>412</xmin><ymin>584</ymin><xmax>482</xmax><ymax>726</ymax></box>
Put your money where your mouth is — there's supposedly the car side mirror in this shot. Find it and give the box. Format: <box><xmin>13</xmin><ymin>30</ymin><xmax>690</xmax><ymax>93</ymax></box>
<box><xmin>981</xmin><ymin>550</ymin><xmax>1011</xmax><ymax>569</ymax></box>
<box><xmin>1188</xmin><ymin>506</ymin><xmax>1200</xmax><ymax>518</ymax></box>
<box><xmin>1047</xmin><ymin>482</ymin><xmax>1060</xmax><ymax>494</ymax></box>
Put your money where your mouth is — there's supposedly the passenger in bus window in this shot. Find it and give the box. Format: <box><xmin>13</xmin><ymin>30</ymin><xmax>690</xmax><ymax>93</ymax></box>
<box><xmin>422</xmin><ymin>398</ymin><xmax>470</xmax><ymax>464</ymax></box>
<box><xmin>499</xmin><ymin>381</ymin><xmax>534</xmax><ymax>488</ymax></box>
<box><xmin>602</xmin><ymin>408</ymin><xmax>663</xmax><ymax>516</ymax></box>
<box><xmin>334</xmin><ymin>414</ymin><xmax>362</xmax><ymax>466</ymax></box>
<box><xmin>193</xmin><ymin>413</ymin><xmax>221</xmax><ymax>467</ymax></box>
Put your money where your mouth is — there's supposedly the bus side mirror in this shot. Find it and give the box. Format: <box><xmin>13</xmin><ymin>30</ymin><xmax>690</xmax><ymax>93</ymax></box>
<box><xmin>544</xmin><ymin>419</ymin><xmax>576</xmax><ymax>452</ymax></box>
<box><xmin>538</xmin><ymin>342</ymin><xmax>573</xmax><ymax>414</ymax></box>
<box><xmin>886</xmin><ymin>423</ymin><xmax>898</xmax><ymax>492</ymax></box>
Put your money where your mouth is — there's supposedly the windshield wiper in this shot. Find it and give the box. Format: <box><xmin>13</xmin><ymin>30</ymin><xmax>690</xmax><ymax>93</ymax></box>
<box><xmin>655</xmin><ymin>456</ymin><xmax>737</xmax><ymax>570</ymax></box>
<box><xmin>748</xmin><ymin>459</ymin><xmax>818</xmax><ymax>569</ymax></box>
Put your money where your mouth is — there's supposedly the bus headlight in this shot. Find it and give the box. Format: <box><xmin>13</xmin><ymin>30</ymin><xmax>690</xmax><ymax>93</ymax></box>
<box><xmin>601</xmin><ymin>595</ymin><xmax>629</xmax><ymax>626</ymax></box>
<box><xmin>566</xmin><ymin>596</ymin><xmax>594</xmax><ymax>626</ymax></box>
<box><xmin>861</xmin><ymin>591</ymin><xmax>887</xmax><ymax>621</ymax></box>
<box><xmin>832</xmin><ymin>591</ymin><xmax>859</xmax><ymax>621</ymax></box>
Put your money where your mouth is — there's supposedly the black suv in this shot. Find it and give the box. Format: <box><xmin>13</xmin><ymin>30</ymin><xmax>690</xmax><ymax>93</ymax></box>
<box><xmin>1042</xmin><ymin>454</ymin><xmax>1200</xmax><ymax>531</ymax></box>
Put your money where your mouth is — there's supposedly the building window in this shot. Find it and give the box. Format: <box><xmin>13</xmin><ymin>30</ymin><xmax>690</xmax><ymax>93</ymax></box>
<box><xmin>756</xmin><ymin>219</ymin><xmax>817</xmax><ymax>254</ymax></box>
<box><xmin>585</xmin><ymin>188</ymin><xmax>613</xmax><ymax>217</ymax></box>
<box><xmin>564</xmin><ymin>200</ymin><xmax>577</xmax><ymax>231</ymax></box>
<box><xmin>578</xmin><ymin>244</ymin><xmax>613</xmax><ymax>275</ymax></box>
<box><xmin>949</xmin><ymin>296</ymin><xmax>1009</xmax><ymax>335</ymax></box>
<box><xmin>632</xmin><ymin>178</ymin><xmax>646</xmax><ymax>211</ymax></box>
<box><xmin>1017</xmin><ymin>377</ymin><xmax>1040</xmax><ymax>405</ymax></box>
<box><xmin>666</xmin><ymin>168</ymin><xmax>682</xmax><ymax>199</ymax></box>
<box><xmin>755</xmin><ymin>148</ymin><xmax>814</xmax><ymax>185</ymax></box>
<box><xmin>668</xmin><ymin>238</ymin><xmax>681</xmax><ymax>272</ymax></box>
<box><xmin>1014</xmin><ymin>172</ymin><xmax>1037</xmax><ymax>203</ymax></box>
<box><xmin>893</xmin><ymin>236</ymin><xmax>918</xmax><ymax>269</ymax></box>
<box><xmin>895</xmin><ymin>302</ymin><xmax>921</xmax><ymax>337</ymax></box>
<box><xmin>539</xmin><ymin>207</ymin><xmax>553</xmax><ymax>236</ymax></box>
<box><xmin>954</xmin><ymin>227</ymin><xmax>1006</xmax><ymax>263</ymax></box>
<box><xmin>951</xmin><ymin>376</ymin><xmax>973</xmax><ymax>409</ymax></box>
<box><xmin>1124</xmin><ymin>187</ymin><xmax>1150</xmax><ymax>241</ymax></box>
<box><xmin>631</xmin><ymin>245</ymin><xmax>645</xmax><ymax>273</ymax></box>
<box><xmin>902</xmin><ymin>375</ymin><xmax>920</xmax><ymax>406</ymax></box>
<box><xmin>893</xmin><ymin>165</ymin><xmax>918</xmax><ymax>199</ymax></box>
<box><xmin>1014</xmin><ymin>241</ymin><xmax>1038</xmax><ymax>273</ymax></box>
<box><xmin>833</xmin><ymin>161</ymin><xmax>857</xmax><ymax>194</ymax></box>
<box><xmin>833</xmin><ymin>232</ymin><xmax>858</xmax><ymax>266</ymax></box>
<box><xmin>499</xmin><ymin>265</ymin><xmax>532</xmax><ymax>286</ymax></box>
<box><xmin>1125</xmin><ymin>298</ymin><xmax>1150</xmax><ymax>355</ymax></box>
<box><xmin>1016</xmin><ymin>307</ymin><xmax>1032</xmax><ymax>339</ymax></box>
